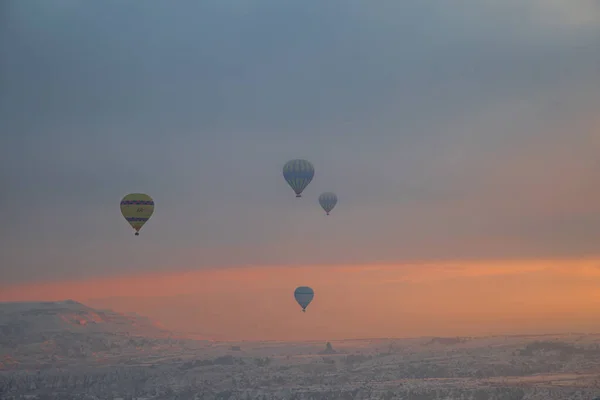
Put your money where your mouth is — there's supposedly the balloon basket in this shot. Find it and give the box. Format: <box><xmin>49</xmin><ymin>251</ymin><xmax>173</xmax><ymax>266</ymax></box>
<box><xmin>135</xmin><ymin>232</ymin><xmax>139</xmax><ymax>236</ymax></box>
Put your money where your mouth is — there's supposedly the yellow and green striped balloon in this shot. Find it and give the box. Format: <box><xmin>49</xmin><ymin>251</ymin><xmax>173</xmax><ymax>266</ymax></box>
<box><xmin>120</xmin><ymin>193</ymin><xmax>154</xmax><ymax>236</ymax></box>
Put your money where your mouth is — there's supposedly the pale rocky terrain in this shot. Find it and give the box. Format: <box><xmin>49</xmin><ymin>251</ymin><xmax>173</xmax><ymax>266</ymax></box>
<box><xmin>1</xmin><ymin>301</ymin><xmax>600</xmax><ymax>399</ymax></box>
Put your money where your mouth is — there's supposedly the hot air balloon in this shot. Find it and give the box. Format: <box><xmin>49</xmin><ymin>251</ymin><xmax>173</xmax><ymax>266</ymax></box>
<box><xmin>120</xmin><ymin>193</ymin><xmax>154</xmax><ymax>236</ymax></box>
<box><xmin>294</xmin><ymin>286</ymin><xmax>314</xmax><ymax>312</ymax></box>
<box><xmin>283</xmin><ymin>159</ymin><xmax>314</xmax><ymax>197</ymax></box>
<box><xmin>318</xmin><ymin>192</ymin><xmax>338</xmax><ymax>215</ymax></box>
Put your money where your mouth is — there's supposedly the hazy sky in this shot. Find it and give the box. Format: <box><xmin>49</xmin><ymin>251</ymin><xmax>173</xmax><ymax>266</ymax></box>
<box><xmin>1</xmin><ymin>1</ymin><xmax>600</xmax><ymax>339</ymax></box>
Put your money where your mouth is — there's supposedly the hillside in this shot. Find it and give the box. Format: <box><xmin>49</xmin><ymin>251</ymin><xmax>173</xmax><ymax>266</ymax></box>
<box><xmin>0</xmin><ymin>300</ymin><xmax>170</xmax><ymax>338</ymax></box>
<box><xmin>0</xmin><ymin>300</ymin><xmax>187</xmax><ymax>371</ymax></box>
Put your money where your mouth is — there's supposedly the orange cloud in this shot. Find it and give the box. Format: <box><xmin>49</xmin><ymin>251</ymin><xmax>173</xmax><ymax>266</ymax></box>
<box><xmin>2</xmin><ymin>259</ymin><xmax>600</xmax><ymax>341</ymax></box>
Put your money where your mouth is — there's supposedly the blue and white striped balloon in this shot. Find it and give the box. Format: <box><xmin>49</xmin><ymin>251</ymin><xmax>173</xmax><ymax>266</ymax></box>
<box><xmin>318</xmin><ymin>192</ymin><xmax>338</xmax><ymax>215</ymax></box>
<box><xmin>283</xmin><ymin>159</ymin><xmax>314</xmax><ymax>197</ymax></box>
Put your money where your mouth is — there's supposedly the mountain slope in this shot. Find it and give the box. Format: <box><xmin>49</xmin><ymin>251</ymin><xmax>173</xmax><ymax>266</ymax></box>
<box><xmin>0</xmin><ymin>300</ymin><xmax>179</xmax><ymax>369</ymax></box>
<box><xmin>0</xmin><ymin>299</ymin><xmax>170</xmax><ymax>339</ymax></box>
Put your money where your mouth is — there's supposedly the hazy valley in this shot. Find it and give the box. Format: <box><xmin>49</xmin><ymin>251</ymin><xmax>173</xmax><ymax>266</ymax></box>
<box><xmin>1</xmin><ymin>301</ymin><xmax>599</xmax><ymax>399</ymax></box>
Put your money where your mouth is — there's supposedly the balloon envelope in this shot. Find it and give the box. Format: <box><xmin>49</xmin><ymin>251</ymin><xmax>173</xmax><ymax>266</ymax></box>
<box><xmin>120</xmin><ymin>193</ymin><xmax>154</xmax><ymax>235</ymax></box>
<box><xmin>318</xmin><ymin>192</ymin><xmax>338</xmax><ymax>215</ymax></box>
<box><xmin>283</xmin><ymin>159</ymin><xmax>314</xmax><ymax>197</ymax></box>
<box><xmin>294</xmin><ymin>286</ymin><xmax>314</xmax><ymax>312</ymax></box>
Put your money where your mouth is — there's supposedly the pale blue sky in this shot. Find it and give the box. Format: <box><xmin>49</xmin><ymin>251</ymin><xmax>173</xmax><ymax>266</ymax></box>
<box><xmin>1</xmin><ymin>1</ymin><xmax>600</xmax><ymax>284</ymax></box>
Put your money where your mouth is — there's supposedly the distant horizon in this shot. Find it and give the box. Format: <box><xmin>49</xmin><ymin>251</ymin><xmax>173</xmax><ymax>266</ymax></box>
<box><xmin>4</xmin><ymin>296</ymin><xmax>600</xmax><ymax>344</ymax></box>
<box><xmin>3</xmin><ymin>259</ymin><xmax>600</xmax><ymax>341</ymax></box>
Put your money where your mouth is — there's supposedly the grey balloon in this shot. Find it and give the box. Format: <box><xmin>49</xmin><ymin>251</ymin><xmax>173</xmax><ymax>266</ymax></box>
<box><xmin>294</xmin><ymin>286</ymin><xmax>314</xmax><ymax>312</ymax></box>
<box><xmin>318</xmin><ymin>192</ymin><xmax>338</xmax><ymax>215</ymax></box>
